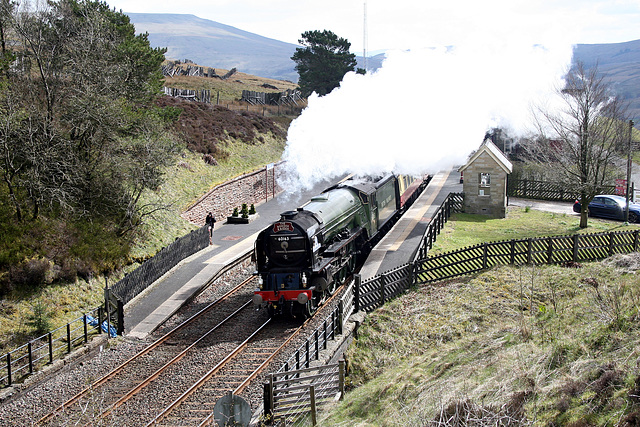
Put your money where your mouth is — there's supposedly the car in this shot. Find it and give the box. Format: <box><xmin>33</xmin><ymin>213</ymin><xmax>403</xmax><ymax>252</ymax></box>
<box><xmin>572</xmin><ymin>194</ymin><xmax>640</xmax><ymax>223</ymax></box>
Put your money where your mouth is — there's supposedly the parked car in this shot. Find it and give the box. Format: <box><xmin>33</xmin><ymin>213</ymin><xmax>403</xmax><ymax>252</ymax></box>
<box><xmin>572</xmin><ymin>194</ymin><xmax>640</xmax><ymax>223</ymax></box>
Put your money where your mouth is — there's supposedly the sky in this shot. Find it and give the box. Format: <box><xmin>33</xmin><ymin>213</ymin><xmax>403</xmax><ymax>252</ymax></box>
<box><xmin>110</xmin><ymin>0</ymin><xmax>640</xmax><ymax>52</ymax></box>
<box><xmin>110</xmin><ymin>0</ymin><xmax>640</xmax><ymax>192</ymax></box>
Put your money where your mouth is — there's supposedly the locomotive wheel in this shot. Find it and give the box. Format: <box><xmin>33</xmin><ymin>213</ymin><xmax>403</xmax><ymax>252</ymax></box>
<box><xmin>348</xmin><ymin>255</ymin><xmax>356</xmax><ymax>273</ymax></box>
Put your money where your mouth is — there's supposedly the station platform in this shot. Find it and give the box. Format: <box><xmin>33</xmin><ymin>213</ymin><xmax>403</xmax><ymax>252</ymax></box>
<box><xmin>124</xmin><ymin>169</ymin><xmax>462</xmax><ymax>339</ymax></box>
<box><xmin>359</xmin><ymin>169</ymin><xmax>463</xmax><ymax>280</ymax></box>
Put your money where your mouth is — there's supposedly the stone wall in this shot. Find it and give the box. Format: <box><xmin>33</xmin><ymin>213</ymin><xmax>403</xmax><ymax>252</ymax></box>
<box><xmin>181</xmin><ymin>163</ymin><xmax>282</xmax><ymax>225</ymax></box>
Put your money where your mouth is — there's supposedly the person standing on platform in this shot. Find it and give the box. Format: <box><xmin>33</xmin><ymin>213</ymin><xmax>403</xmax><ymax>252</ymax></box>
<box><xmin>205</xmin><ymin>212</ymin><xmax>216</xmax><ymax>244</ymax></box>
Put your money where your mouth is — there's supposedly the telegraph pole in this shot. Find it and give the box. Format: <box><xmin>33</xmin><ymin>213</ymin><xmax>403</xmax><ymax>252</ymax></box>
<box><xmin>625</xmin><ymin>119</ymin><xmax>634</xmax><ymax>223</ymax></box>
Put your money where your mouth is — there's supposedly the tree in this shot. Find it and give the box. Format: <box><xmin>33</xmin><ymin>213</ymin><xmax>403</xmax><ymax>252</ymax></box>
<box><xmin>291</xmin><ymin>30</ymin><xmax>356</xmax><ymax>97</ymax></box>
<box><xmin>528</xmin><ymin>62</ymin><xmax>631</xmax><ymax>228</ymax></box>
<box><xmin>1</xmin><ymin>0</ymin><xmax>172</xmax><ymax>232</ymax></box>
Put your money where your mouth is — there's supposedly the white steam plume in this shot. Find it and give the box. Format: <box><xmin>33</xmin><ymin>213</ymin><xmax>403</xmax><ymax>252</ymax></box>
<box><xmin>280</xmin><ymin>33</ymin><xmax>574</xmax><ymax>193</ymax></box>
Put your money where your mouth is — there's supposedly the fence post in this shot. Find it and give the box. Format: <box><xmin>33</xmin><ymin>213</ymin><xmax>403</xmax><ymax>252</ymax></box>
<box><xmin>635</xmin><ymin>230</ymin><xmax>639</xmax><ymax>252</ymax></box>
<box><xmin>331</xmin><ymin>310</ymin><xmax>336</xmax><ymax>340</ymax></box>
<box><xmin>67</xmin><ymin>323</ymin><xmax>71</xmax><ymax>353</ymax></box>
<box><xmin>527</xmin><ymin>238</ymin><xmax>533</xmax><ymax>264</ymax></box>
<box><xmin>6</xmin><ymin>353</ymin><xmax>11</xmax><ymax>386</ymax></box>
<box><xmin>338</xmin><ymin>300</ymin><xmax>344</xmax><ymax>335</ymax></box>
<box><xmin>510</xmin><ymin>239</ymin><xmax>516</xmax><ymax>264</ymax></box>
<box><xmin>354</xmin><ymin>274</ymin><xmax>360</xmax><ymax>313</ymax></box>
<box><xmin>48</xmin><ymin>333</ymin><xmax>53</xmax><ymax>364</ymax></box>
<box><xmin>339</xmin><ymin>359</ymin><xmax>345</xmax><ymax>400</ymax></box>
<box><xmin>482</xmin><ymin>243</ymin><xmax>488</xmax><ymax>270</ymax></box>
<box><xmin>28</xmin><ymin>342</ymin><xmax>33</xmax><ymax>374</ymax></box>
<box><xmin>117</xmin><ymin>299</ymin><xmax>125</xmax><ymax>335</ymax></box>
<box><xmin>83</xmin><ymin>314</ymin><xmax>88</xmax><ymax>343</ymax></box>
<box><xmin>305</xmin><ymin>340</ymin><xmax>310</xmax><ymax>368</ymax></box>
<box><xmin>547</xmin><ymin>238</ymin><xmax>554</xmax><ymax>264</ymax></box>
<box><xmin>98</xmin><ymin>307</ymin><xmax>103</xmax><ymax>334</ymax></box>
<box><xmin>309</xmin><ymin>385</ymin><xmax>317</xmax><ymax>426</ymax></box>
<box><xmin>264</xmin><ymin>375</ymin><xmax>274</xmax><ymax>420</ymax></box>
<box><xmin>315</xmin><ymin>330</ymin><xmax>319</xmax><ymax>360</ymax></box>
<box><xmin>573</xmin><ymin>234</ymin><xmax>579</xmax><ymax>262</ymax></box>
<box><xmin>609</xmin><ymin>232</ymin><xmax>614</xmax><ymax>256</ymax></box>
<box><xmin>380</xmin><ymin>273</ymin><xmax>387</xmax><ymax>308</ymax></box>
<box><xmin>323</xmin><ymin>320</ymin><xmax>328</xmax><ymax>350</ymax></box>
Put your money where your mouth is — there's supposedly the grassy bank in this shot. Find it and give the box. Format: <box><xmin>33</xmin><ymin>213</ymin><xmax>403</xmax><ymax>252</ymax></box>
<box><xmin>0</xmin><ymin>133</ymin><xmax>287</xmax><ymax>355</ymax></box>
<box><xmin>322</xmin><ymin>208</ymin><xmax>640</xmax><ymax>426</ymax></box>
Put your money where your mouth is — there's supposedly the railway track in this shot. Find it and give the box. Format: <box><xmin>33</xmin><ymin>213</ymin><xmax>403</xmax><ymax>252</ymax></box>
<box><xmin>38</xmin><ymin>276</ymin><xmax>259</xmax><ymax>426</ymax></box>
<box><xmin>148</xmin><ymin>318</ymin><xmax>304</xmax><ymax>426</ymax></box>
<box><xmin>38</xmin><ymin>270</ymin><xmax>348</xmax><ymax>426</ymax></box>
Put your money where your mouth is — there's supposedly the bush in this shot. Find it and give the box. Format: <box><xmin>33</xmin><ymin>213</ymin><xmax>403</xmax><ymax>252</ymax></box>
<box><xmin>26</xmin><ymin>299</ymin><xmax>53</xmax><ymax>335</ymax></box>
<box><xmin>232</xmin><ymin>207</ymin><xmax>239</xmax><ymax>217</ymax></box>
<box><xmin>9</xmin><ymin>258</ymin><xmax>51</xmax><ymax>290</ymax></box>
<box><xmin>249</xmin><ymin>204</ymin><xmax>256</xmax><ymax>215</ymax></box>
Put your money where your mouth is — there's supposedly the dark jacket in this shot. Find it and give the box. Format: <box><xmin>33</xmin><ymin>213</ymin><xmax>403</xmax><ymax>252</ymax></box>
<box><xmin>206</xmin><ymin>213</ymin><xmax>216</xmax><ymax>228</ymax></box>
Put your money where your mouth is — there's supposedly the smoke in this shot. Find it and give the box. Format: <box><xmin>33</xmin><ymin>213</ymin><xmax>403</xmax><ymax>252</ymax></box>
<box><xmin>280</xmin><ymin>31</ymin><xmax>574</xmax><ymax>193</ymax></box>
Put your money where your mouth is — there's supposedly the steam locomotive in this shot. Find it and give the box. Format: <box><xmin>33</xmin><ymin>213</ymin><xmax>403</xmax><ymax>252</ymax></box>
<box><xmin>252</xmin><ymin>174</ymin><xmax>429</xmax><ymax>317</ymax></box>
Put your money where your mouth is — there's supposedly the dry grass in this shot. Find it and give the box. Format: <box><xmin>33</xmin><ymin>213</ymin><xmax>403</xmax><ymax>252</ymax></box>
<box><xmin>324</xmin><ymin>257</ymin><xmax>640</xmax><ymax>426</ymax></box>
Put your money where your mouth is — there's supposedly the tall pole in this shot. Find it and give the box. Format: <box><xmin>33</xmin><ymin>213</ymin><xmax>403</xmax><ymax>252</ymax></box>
<box><xmin>625</xmin><ymin>120</ymin><xmax>634</xmax><ymax>223</ymax></box>
<box><xmin>363</xmin><ymin>1</ymin><xmax>368</xmax><ymax>72</ymax></box>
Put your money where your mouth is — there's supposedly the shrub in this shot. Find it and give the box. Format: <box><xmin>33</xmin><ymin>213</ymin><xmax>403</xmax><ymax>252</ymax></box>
<box><xmin>232</xmin><ymin>207</ymin><xmax>239</xmax><ymax>217</ymax></box>
<box><xmin>9</xmin><ymin>258</ymin><xmax>51</xmax><ymax>290</ymax></box>
<box><xmin>26</xmin><ymin>299</ymin><xmax>53</xmax><ymax>335</ymax></box>
<box><xmin>249</xmin><ymin>204</ymin><xmax>256</xmax><ymax>215</ymax></box>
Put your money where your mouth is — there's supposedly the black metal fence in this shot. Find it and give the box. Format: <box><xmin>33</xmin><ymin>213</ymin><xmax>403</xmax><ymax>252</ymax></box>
<box><xmin>0</xmin><ymin>225</ymin><xmax>209</xmax><ymax>388</ymax></box>
<box><xmin>111</xmin><ymin>226</ymin><xmax>210</xmax><ymax>305</ymax></box>
<box><xmin>415</xmin><ymin>230</ymin><xmax>640</xmax><ymax>284</ymax></box>
<box><xmin>1</xmin><ymin>306</ymin><xmax>107</xmax><ymax>387</ymax></box>
<box><xmin>413</xmin><ymin>193</ymin><xmax>463</xmax><ymax>261</ymax></box>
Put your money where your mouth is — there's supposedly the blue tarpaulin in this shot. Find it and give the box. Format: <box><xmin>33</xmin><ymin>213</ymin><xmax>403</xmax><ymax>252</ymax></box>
<box><xmin>85</xmin><ymin>314</ymin><xmax>117</xmax><ymax>338</ymax></box>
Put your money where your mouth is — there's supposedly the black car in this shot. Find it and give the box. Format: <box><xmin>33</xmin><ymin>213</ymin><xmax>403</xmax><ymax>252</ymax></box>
<box><xmin>573</xmin><ymin>194</ymin><xmax>640</xmax><ymax>223</ymax></box>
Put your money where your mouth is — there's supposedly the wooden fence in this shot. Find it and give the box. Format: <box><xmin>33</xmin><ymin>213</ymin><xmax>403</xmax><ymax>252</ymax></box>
<box><xmin>415</xmin><ymin>230</ymin><xmax>640</xmax><ymax>284</ymax></box>
<box><xmin>241</xmin><ymin>89</ymin><xmax>303</xmax><ymax>106</ymax></box>
<box><xmin>507</xmin><ymin>178</ymin><xmax>616</xmax><ymax>202</ymax></box>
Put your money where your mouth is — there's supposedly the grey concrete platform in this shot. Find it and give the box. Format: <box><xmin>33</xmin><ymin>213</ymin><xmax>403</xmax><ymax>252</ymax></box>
<box><xmin>360</xmin><ymin>168</ymin><xmax>463</xmax><ymax>280</ymax></box>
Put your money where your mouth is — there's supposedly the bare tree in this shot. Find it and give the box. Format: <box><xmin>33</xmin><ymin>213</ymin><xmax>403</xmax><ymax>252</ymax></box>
<box><xmin>529</xmin><ymin>62</ymin><xmax>631</xmax><ymax>228</ymax></box>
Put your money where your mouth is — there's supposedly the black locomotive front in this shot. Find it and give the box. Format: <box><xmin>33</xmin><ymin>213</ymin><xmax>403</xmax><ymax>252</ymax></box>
<box><xmin>253</xmin><ymin>209</ymin><xmax>323</xmax><ymax>316</ymax></box>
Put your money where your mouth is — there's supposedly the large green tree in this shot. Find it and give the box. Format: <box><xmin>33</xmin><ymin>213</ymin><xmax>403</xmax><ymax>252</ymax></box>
<box><xmin>2</xmin><ymin>0</ymin><xmax>173</xmax><ymax>231</ymax></box>
<box><xmin>291</xmin><ymin>30</ymin><xmax>356</xmax><ymax>97</ymax></box>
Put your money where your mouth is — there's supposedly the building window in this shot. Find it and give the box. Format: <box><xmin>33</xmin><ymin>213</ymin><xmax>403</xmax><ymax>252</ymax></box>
<box><xmin>479</xmin><ymin>173</ymin><xmax>491</xmax><ymax>187</ymax></box>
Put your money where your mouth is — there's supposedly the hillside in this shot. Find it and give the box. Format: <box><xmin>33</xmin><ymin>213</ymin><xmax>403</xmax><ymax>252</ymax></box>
<box><xmin>126</xmin><ymin>13</ymin><xmax>385</xmax><ymax>83</ymax></box>
<box><xmin>573</xmin><ymin>39</ymin><xmax>640</xmax><ymax>120</ymax></box>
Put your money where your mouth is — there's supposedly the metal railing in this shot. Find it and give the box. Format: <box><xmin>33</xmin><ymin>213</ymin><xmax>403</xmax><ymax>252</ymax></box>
<box><xmin>0</xmin><ymin>306</ymin><xmax>109</xmax><ymax>387</ymax></box>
